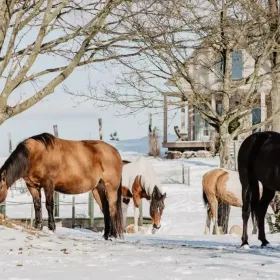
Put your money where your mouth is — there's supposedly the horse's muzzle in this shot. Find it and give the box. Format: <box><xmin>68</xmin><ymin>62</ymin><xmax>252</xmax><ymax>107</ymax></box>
<box><xmin>153</xmin><ymin>224</ymin><xmax>161</xmax><ymax>230</ymax></box>
<box><xmin>152</xmin><ymin>224</ymin><xmax>161</xmax><ymax>234</ymax></box>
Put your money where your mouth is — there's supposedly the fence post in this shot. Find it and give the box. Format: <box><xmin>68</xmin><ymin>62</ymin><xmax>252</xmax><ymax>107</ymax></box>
<box><xmin>148</xmin><ymin>113</ymin><xmax>152</xmax><ymax>155</ymax></box>
<box><xmin>182</xmin><ymin>163</ymin><xmax>185</xmax><ymax>184</ymax></box>
<box><xmin>0</xmin><ymin>202</ymin><xmax>6</xmax><ymax>216</ymax></box>
<box><xmin>234</xmin><ymin>141</ymin><xmax>239</xmax><ymax>171</ymax></box>
<box><xmin>30</xmin><ymin>204</ymin><xmax>34</xmax><ymax>228</ymax></box>
<box><xmin>139</xmin><ymin>200</ymin><xmax>143</xmax><ymax>226</ymax></box>
<box><xmin>8</xmin><ymin>132</ymin><xmax>12</xmax><ymax>154</ymax></box>
<box><xmin>88</xmin><ymin>192</ymin><xmax>94</xmax><ymax>227</ymax></box>
<box><xmin>72</xmin><ymin>196</ymin><xmax>76</xmax><ymax>228</ymax></box>
<box><xmin>187</xmin><ymin>166</ymin><xmax>190</xmax><ymax>186</ymax></box>
<box><xmin>98</xmin><ymin>118</ymin><xmax>103</xmax><ymax>141</ymax></box>
<box><xmin>53</xmin><ymin>125</ymin><xmax>60</xmax><ymax>217</ymax></box>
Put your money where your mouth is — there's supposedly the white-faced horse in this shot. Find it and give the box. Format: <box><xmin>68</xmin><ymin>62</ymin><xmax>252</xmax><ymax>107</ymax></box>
<box><xmin>122</xmin><ymin>156</ymin><xmax>166</xmax><ymax>234</ymax></box>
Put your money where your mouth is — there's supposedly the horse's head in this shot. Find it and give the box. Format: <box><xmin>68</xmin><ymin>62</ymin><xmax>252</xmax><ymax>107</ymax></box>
<box><xmin>150</xmin><ymin>185</ymin><xmax>166</xmax><ymax>234</ymax></box>
<box><xmin>0</xmin><ymin>170</ymin><xmax>8</xmax><ymax>203</ymax></box>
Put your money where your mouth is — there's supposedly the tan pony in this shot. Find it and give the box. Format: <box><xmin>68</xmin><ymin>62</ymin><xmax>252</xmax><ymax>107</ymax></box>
<box><xmin>202</xmin><ymin>168</ymin><xmax>263</xmax><ymax>235</ymax></box>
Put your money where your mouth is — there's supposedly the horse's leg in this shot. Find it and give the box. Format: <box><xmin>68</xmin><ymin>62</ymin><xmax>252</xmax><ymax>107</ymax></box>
<box><xmin>42</xmin><ymin>179</ymin><xmax>56</xmax><ymax>231</ymax></box>
<box><xmin>204</xmin><ymin>206</ymin><xmax>211</xmax><ymax>235</ymax></box>
<box><xmin>257</xmin><ymin>187</ymin><xmax>275</xmax><ymax>247</ymax></box>
<box><xmin>134</xmin><ymin>205</ymin><xmax>140</xmax><ymax>232</ymax></box>
<box><xmin>213</xmin><ymin>200</ymin><xmax>221</xmax><ymax>235</ymax></box>
<box><xmin>27</xmin><ymin>184</ymin><xmax>43</xmax><ymax>230</ymax></box>
<box><xmin>132</xmin><ymin>192</ymin><xmax>141</xmax><ymax>232</ymax></box>
<box><xmin>218</xmin><ymin>202</ymin><xmax>230</xmax><ymax>234</ymax></box>
<box><xmin>241</xmin><ymin>185</ymin><xmax>252</xmax><ymax>248</ymax></box>
<box><xmin>92</xmin><ymin>187</ymin><xmax>117</xmax><ymax>238</ymax></box>
<box><xmin>122</xmin><ymin>198</ymin><xmax>130</xmax><ymax>232</ymax></box>
<box><xmin>93</xmin><ymin>182</ymin><xmax>111</xmax><ymax>240</ymax></box>
<box><xmin>92</xmin><ymin>188</ymin><xmax>103</xmax><ymax>213</ymax></box>
<box><xmin>104</xmin><ymin>181</ymin><xmax>123</xmax><ymax>238</ymax></box>
<box><xmin>251</xmin><ymin>211</ymin><xmax>258</xmax><ymax>235</ymax></box>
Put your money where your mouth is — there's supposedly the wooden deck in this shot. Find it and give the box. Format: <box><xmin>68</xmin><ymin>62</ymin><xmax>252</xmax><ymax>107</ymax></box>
<box><xmin>162</xmin><ymin>141</ymin><xmax>211</xmax><ymax>151</ymax></box>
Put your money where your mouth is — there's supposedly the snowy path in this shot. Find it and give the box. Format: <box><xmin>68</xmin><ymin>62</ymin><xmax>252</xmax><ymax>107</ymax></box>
<box><xmin>1</xmin><ymin>225</ymin><xmax>280</xmax><ymax>280</ymax></box>
<box><xmin>1</xmin><ymin>184</ymin><xmax>280</xmax><ymax>280</ymax></box>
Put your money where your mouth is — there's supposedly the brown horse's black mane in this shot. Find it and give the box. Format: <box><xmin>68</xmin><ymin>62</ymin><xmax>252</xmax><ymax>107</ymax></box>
<box><xmin>29</xmin><ymin>132</ymin><xmax>55</xmax><ymax>148</ymax></box>
<box><xmin>0</xmin><ymin>133</ymin><xmax>55</xmax><ymax>187</ymax></box>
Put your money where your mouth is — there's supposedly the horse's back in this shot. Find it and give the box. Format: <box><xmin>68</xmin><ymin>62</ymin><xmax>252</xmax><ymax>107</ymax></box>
<box><xmin>122</xmin><ymin>156</ymin><xmax>160</xmax><ymax>194</ymax></box>
<box><xmin>25</xmin><ymin>137</ymin><xmax>122</xmax><ymax>192</ymax></box>
<box><xmin>238</xmin><ymin>131</ymin><xmax>280</xmax><ymax>189</ymax></box>
<box><xmin>202</xmin><ymin>168</ymin><xmax>227</xmax><ymax>194</ymax></box>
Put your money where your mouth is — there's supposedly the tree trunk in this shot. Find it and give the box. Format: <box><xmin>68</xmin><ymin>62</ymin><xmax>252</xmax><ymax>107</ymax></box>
<box><xmin>271</xmin><ymin>69</ymin><xmax>280</xmax><ymax>132</ymax></box>
<box><xmin>0</xmin><ymin>0</ymin><xmax>11</xmax><ymax>53</ymax></box>
<box><xmin>269</xmin><ymin>0</ymin><xmax>280</xmax><ymax>131</ymax></box>
<box><xmin>219</xmin><ymin>125</ymin><xmax>232</xmax><ymax>169</ymax></box>
<box><xmin>268</xmin><ymin>0</ymin><xmax>280</xmax><ymax>233</ymax></box>
<box><xmin>217</xmin><ymin>124</ymin><xmax>232</xmax><ymax>234</ymax></box>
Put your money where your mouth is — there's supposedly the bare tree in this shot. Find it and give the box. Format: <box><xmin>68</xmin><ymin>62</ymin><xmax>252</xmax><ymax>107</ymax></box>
<box><xmin>0</xmin><ymin>0</ymin><xmax>149</xmax><ymax>124</ymax></box>
<box><xmin>148</xmin><ymin>126</ymin><xmax>160</xmax><ymax>157</ymax></box>
<box><xmin>78</xmin><ymin>0</ymin><xmax>280</xmax><ymax>169</ymax></box>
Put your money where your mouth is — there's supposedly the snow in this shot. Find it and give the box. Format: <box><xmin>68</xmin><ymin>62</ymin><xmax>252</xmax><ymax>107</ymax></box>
<box><xmin>1</xmin><ymin>138</ymin><xmax>280</xmax><ymax>279</ymax></box>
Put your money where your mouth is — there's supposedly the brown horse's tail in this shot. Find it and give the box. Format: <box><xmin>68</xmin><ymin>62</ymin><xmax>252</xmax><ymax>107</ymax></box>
<box><xmin>115</xmin><ymin>178</ymin><xmax>124</xmax><ymax>238</ymax></box>
<box><xmin>203</xmin><ymin>189</ymin><xmax>208</xmax><ymax>206</ymax></box>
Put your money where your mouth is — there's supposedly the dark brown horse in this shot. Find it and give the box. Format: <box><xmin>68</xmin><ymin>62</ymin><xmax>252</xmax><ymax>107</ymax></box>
<box><xmin>0</xmin><ymin>133</ymin><xmax>123</xmax><ymax>240</ymax></box>
<box><xmin>238</xmin><ymin>131</ymin><xmax>280</xmax><ymax>248</ymax></box>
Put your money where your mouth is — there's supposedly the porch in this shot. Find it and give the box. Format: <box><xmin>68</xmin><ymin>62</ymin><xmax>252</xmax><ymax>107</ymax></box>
<box><xmin>162</xmin><ymin>91</ymin><xmax>269</xmax><ymax>153</ymax></box>
<box><xmin>162</xmin><ymin>92</ymin><xmax>211</xmax><ymax>152</ymax></box>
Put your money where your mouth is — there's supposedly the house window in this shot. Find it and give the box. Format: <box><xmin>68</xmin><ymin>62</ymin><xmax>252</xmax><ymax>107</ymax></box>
<box><xmin>217</xmin><ymin>50</ymin><xmax>243</xmax><ymax>79</ymax></box>
<box><xmin>217</xmin><ymin>103</ymin><xmax>222</xmax><ymax>116</ymax></box>
<box><xmin>252</xmin><ymin>107</ymin><xmax>261</xmax><ymax>133</ymax></box>
<box><xmin>232</xmin><ymin>51</ymin><xmax>243</xmax><ymax>79</ymax></box>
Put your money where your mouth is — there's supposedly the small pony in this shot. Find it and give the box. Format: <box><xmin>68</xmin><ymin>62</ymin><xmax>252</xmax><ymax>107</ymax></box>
<box><xmin>122</xmin><ymin>156</ymin><xmax>166</xmax><ymax>234</ymax></box>
<box><xmin>0</xmin><ymin>133</ymin><xmax>124</xmax><ymax>240</ymax></box>
<box><xmin>202</xmin><ymin>168</ymin><xmax>266</xmax><ymax>235</ymax></box>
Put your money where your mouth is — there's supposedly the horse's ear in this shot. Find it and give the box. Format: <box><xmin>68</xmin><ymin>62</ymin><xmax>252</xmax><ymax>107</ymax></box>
<box><xmin>161</xmin><ymin>192</ymin><xmax>166</xmax><ymax>201</ymax></box>
<box><xmin>153</xmin><ymin>186</ymin><xmax>162</xmax><ymax>200</ymax></box>
<box><xmin>1</xmin><ymin>170</ymin><xmax>6</xmax><ymax>182</ymax></box>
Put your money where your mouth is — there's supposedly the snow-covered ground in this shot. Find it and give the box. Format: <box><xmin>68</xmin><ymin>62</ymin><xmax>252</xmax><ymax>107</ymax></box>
<box><xmin>1</xmin><ymin>138</ymin><xmax>280</xmax><ymax>279</ymax></box>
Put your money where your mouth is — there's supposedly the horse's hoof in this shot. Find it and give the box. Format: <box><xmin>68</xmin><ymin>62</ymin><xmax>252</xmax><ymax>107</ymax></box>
<box><xmin>48</xmin><ymin>223</ymin><xmax>56</xmax><ymax>232</ymax></box>
<box><xmin>103</xmin><ymin>234</ymin><xmax>109</xmax><ymax>240</ymax></box>
<box><xmin>240</xmin><ymin>244</ymin><xmax>250</xmax><ymax>250</ymax></box>
<box><xmin>261</xmin><ymin>242</ymin><xmax>271</xmax><ymax>248</ymax></box>
<box><xmin>34</xmin><ymin>223</ymin><xmax>43</xmax><ymax>231</ymax></box>
<box><xmin>109</xmin><ymin>233</ymin><xmax>117</xmax><ymax>239</ymax></box>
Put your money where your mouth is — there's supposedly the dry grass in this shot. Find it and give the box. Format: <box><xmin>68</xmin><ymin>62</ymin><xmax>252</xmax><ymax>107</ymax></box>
<box><xmin>0</xmin><ymin>214</ymin><xmax>14</xmax><ymax>228</ymax></box>
<box><xmin>125</xmin><ymin>223</ymin><xmax>148</xmax><ymax>234</ymax></box>
<box><xmin>0</xmin><ymin>214</ymin><xmax>45</xmax><ymax>236</ymax></box>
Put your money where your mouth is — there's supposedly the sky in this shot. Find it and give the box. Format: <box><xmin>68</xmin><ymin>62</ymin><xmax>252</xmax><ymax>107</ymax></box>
<box><xmin>0</xmin><ymin>62</ymin><xmax>181</xmax><ymax>157</ymax></box>
<box><xmin>0</xmin><ymin>8</ymin><xmax>184</xmax><ymax>157</ymax></box>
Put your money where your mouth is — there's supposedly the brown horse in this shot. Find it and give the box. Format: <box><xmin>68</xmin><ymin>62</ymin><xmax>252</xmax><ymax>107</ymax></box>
<box><xmin>202</xmin><ymin>168</ymin><xmax>261</xmax><ymax>235</ymax></box>
<box><xmin>0</xmin><ymin>133</ymin><xmax>124</xmax><ymax>240</ymax></box>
